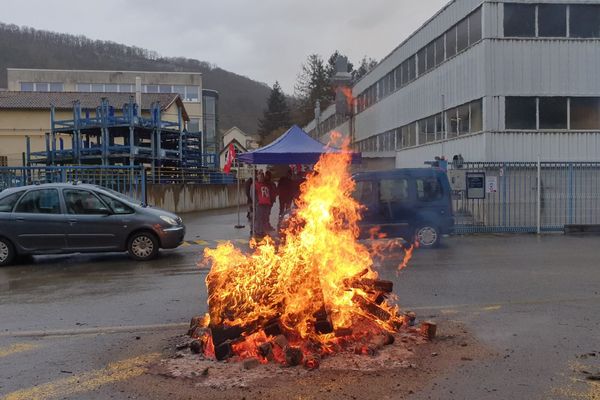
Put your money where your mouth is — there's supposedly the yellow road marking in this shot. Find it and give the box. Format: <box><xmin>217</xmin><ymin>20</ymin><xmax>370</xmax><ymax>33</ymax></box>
<box><xmin>194</xmin><ymin>240</ymin><xmax>208</xmax><ymax>245</ymax></box>
<box><xmin>0</xmin><ymin>343</ymin><xmax>40</xmax><ymax>358</ymax></box>
<box><xmin>179</xmin><ymin>242</ymin><xmax>191</xmax><ymax>247</ymax></box>
<box><xmin>235</xmin><ymin>239</ymin><xmax>249</xmax><ymax>244</ymax></box>
<box><xmin>2</xmin><ymin>353</ymin><xmax>159</xmax><ymax>400</ymax></box>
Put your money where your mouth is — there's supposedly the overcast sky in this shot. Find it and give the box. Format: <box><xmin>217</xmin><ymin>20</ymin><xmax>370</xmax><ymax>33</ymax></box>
<box><xmin>3</xmin><ymin>0</ymin><xmax>448</xmax><ymax>94</ymax></box>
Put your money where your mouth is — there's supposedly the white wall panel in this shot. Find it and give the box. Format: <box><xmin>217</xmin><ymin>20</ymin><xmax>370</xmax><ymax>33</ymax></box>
<box><xmin>396</xmin><ymin>133</ymin><xmax>488</xmax><ymax>168</ymax></box>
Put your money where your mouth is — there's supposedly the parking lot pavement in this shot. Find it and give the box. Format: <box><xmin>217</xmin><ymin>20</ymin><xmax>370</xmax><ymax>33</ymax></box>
<box><xmin>1</xmin><ymin>208</ymin><xmax>599</xmax><ymax>399</ymax></box>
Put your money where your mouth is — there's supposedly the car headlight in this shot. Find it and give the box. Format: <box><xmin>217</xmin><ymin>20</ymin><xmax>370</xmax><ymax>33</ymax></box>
<box><xmin>160</xmin><ymin>216</ymin><xmax>178</xmax><ymax>226</ymax></box>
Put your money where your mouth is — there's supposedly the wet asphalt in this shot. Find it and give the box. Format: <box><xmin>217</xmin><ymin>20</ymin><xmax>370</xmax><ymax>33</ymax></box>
<box><xmin>0</xmin><ymin>208</ymin><xmax>599</xmax><ymax>399</ymax></box>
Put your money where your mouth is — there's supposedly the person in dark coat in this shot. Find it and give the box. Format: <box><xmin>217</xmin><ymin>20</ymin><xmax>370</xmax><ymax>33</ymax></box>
<box><xmin>277</xmin><ymin>168</ymin><xmax>294</xmax><ymax>218</ymax></box>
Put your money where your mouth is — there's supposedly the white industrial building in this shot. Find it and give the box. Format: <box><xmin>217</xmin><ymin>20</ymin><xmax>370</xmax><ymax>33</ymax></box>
<box><xmin>305</xmin><ymin>0</ymin><xmax>600</xmax><ymax>169</ymax></box>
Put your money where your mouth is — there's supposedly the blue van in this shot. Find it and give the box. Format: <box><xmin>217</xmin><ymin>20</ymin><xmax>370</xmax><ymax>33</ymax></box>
<box><xmin>352</xmin><ymin>168</ymin><xmax>454</xmax><ymax>248</ymax></box>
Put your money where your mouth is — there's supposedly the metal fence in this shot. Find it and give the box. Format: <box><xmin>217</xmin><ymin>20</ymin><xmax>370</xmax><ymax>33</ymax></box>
<box><xmin>449</xmin><ymin>161</ymin><xmax>600</xmax><ymax>233</ymax></box>
<box><xmin>152</xmin><ymin>167</ymin><xmax>236</xmax><ymax>185</ymax></box>
<box><xmin>0</xmin><ymin>166</ymin><xmax>147</xmax><ymax>203</ymax></box>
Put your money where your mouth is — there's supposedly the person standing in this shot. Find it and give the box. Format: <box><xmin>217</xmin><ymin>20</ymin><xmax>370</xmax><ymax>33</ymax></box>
<box><xmin>265</xmin><ymin>170</ymin><xmax>277</xmax><ymax>231</ymax></box>
<box><xmin>254</xmin><ymin>171</ymin><xmax>271</xmax><ymax>238</ymax></box>
<box><xmin>277</xmin><ymin>168</ymin><xmax>294</xmax><ymax>218</ymax></box>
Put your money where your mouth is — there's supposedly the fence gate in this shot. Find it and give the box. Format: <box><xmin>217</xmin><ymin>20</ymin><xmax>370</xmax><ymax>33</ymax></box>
<box><xmin>0</xmin><ymin>166</ymin><xmax>146</xmax><ymax>203</ymax></box>
<box><xmin>448</xmin><ymin>162</ymin><xmax>600</xmax><ymax>233</ymax></box>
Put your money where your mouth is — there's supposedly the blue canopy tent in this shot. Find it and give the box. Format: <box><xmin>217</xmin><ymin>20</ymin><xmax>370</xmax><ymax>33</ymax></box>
<box><xmin>235</xmin><ymin>125</ymin><xmax>361</xmax><ymax>234</ymax></box>
<box><xmin>238</xmin><ymin>125</ymin><xmax>362</xmax><ymax>165</ymax></box>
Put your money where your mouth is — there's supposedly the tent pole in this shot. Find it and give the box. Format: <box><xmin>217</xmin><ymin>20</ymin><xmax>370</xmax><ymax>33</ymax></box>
<box><xmin>234</xmin><ymin>161</ymin><xmax>245</xmax><ymax>229</ymax></box>
<box><xmin>252</xmin><ymin>164</ymin><xmax>257</xmax><ymax>239</ymax></box>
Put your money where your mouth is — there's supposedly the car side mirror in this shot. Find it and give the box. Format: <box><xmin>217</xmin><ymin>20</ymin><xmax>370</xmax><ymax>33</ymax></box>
<box><xmin>99</xmin><ymin>208</ymin><xmax>112</xmax><ymax>216</ymax></box>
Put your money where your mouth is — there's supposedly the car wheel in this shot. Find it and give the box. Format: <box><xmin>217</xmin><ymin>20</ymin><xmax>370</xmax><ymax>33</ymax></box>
<box><xmin>414</xmin><ymin>225</ymin><xmax>440</xmax><ymax>249</ymax></box>
<box><xmin>127</xmin><ymin>232</ymin><xmax>159</xmax><ymax>261</ymax></box>
<box><xmin>0</xmin><ymin>238</ymin><xmax>16</xmax><ymax>267</ymax></box>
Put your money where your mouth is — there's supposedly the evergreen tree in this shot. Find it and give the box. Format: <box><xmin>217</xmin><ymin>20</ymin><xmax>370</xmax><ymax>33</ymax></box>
<box><xmin>352</xmin><ymin>56</ymin><xmax>378</xmax><ymax>83</ymax></box>
<box><xmin>294</xmin><ymin>54</ymin><xmax>334</xmax><ymax>127</ymax></box>
<box><xmin>257</xmin><ymin>81</ymin><xmax>291</xmax><ymax>138</ymax></box>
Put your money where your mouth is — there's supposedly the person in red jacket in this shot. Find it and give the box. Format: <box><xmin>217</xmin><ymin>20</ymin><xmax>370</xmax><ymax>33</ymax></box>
<box><xmin>254</xmin><ymin>171</ymin><xmax>271</xmax><ymax>237</ymax></box>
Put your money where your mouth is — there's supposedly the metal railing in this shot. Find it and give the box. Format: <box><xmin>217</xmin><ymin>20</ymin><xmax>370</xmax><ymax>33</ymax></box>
<box><xmin>151</xmin><ymin>167</ymin><xmax>236</xmax><ymax>185</ymax></box>
<box><xmin>449</xmin><ymin>161</ymin><xmax>600</xmax><ymax>233</ymax></box>
<box><xmin>0</xmin><ymin>166</ymin><xmax>146</xmax><ymax>203</ymax></box>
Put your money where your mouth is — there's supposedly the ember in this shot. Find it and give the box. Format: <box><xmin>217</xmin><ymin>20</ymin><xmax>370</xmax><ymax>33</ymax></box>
<box><xmin>192</xmin><ymin>142</ymin><xmax>419</xmax><ymax>368</ymax></box>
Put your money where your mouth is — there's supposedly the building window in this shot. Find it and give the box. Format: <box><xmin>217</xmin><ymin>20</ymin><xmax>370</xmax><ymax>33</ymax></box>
<box><xmin>418</xmin><ymin>116</ymin><xmax>437</xmax><ymax>145</ymax></box>
<box><xmin>539</xmin><ymin>97</ymin><xmax>567</xmax><ymax>130</ymax></box>
<box><xmin>457</xmin><ymin>103</ymin><xmax>470</xmax><ymax>134</ymax></box>
<box><xmin>457</xmin><ymin>18</ymin><xmax>469</xmax><ymax>53</ymax></box>
<box><xmin>417</xmin><ymin>48</ymin><xmax>426</xmax><ymax>76</ymax></box>
<box><xmin>186</xmin><ymin>86</ymin><xmax>200</xmax><ymax>101</ymax></box>
<box><xmin>187</xmin><ymin>118</ymin><xmax>200</xmax><ymax>132</ymax></box>
<box><xmin>570</xmin><ymin>5</ymin><xmax>600</xmax><ymax>38</ymax></box>
<box><xmin>145</xmin><ymin>85</ymin><xmax>159</xmax><ymax>93</ymax></box>
<box><xmin>506</xmin><ymin>97</ymin><xmax>537</xmax><ymax>130</ymax></box>
<box><xmin>159</xmin><ymin>85</ymin><xmax>172</xmax><ymax>94</ymax></box>
<box><xmin>49</xmin><ymin>83</ymin><xmax>64</xmax><ymax>92</ymax></box>
<box><xmin>469</xmin><ymin>8</ymin><xmax>482</xmax><ymax>43</ymax></box>
<box><xmin>538</xmin><ymin>4</ymin><xmax>567</xmax><ymax>37</ymax></box>
<box><xmin>394</xmin><ymin>67</ymin><xmax>402</xmax><ymax>91</ymax></box>
<box><xmin>434</xmin><ymin>35</ymin><xmax>445</xmax><ymax>66</ymax></box>
<box><xmin>400</xmin><ymin>123</ymin><xmax>416</xmax><ymax>148</ymax></box>
<box><xmin>470</xmin><ymin>99</ymin><xmax>483</xmax><ymax>132</ymax></box>
<box><xmin>76</xmin><ymin>83</ymin><xmax>91</xmax><ymax>92</ymax></box>
<box><xmin>119</xmin><ymin>84</ymin><xmax>134</xmax><ymax>92</ymax></box>
<box><xmin>20</xmin><ymin>82</ymin><xmax>34</xmax><ymax>91</ymax></box>
<box><xmin>91</xmin><ymin>83</ymin><xmax>103</xmax><ymax>92</ymax></box>
<box><xmin>36</xmin><ymin>83</ymin><xmax>49</xmax><ymax>92</ymax></box>
<box><xmin>407</xmin><ymin>56</ymin><xmax>416</xmax><ymax>81</ymax></box>
<box><xmin>426</xmin><ymin>41</ymin><xmax>435</xmax><ymax>72</ymax></box>
<box><xmin>105</xmin><ymin>84</ymin><xmax>118</xmax><ymax>92</ymax></box>
<box><xmin>570</xmin><ymin>98</ymin><xmax>600</xmax><ymax>130</ymax></box>
<box><xmin>446</xmin><ymin>26</ymin><xmax>457</xmax><ymax>58</ymax></box>
<box><xmin>504</xmin><ymin>4</ymin><xmax>536</xmax><ymax>37</ymax></box>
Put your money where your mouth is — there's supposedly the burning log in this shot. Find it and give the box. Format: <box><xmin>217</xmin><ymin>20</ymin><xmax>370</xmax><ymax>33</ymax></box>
<box><xmin>214</xmin><ymin>340</ymin><xmax>234</xmax><ymax>361</ymax></box>
<box><xmin>351</xmin><ymin>293</ymin><xmax>392</xmax><ymax>322</ymax></box>
<box><xmin>334</xmin><ymin>328</ymin><xmax>353</xmax><ymax>337</ymax></box>
<box><xmin>303</xmin><ymin>354</ymin><xmax>321</xmax><ymax>370</ymax></box>
<box><xmin>313</xmin><ymin>307</ymin><xmax>334</xmax><ymax>334</ymax></box>
<box><xmin>190</xmin><ymin>340</ymin><xmax>203</xmax><ymax>354</ymax></box>
<box><xmin>263</xmin><ymin>316</ymin><xmax>283</xmax><ymax>337</ymax></box>
<box><xmin>284</xmin><ymin>346</ymin><xmax>303</xmax><ymax>366</ymax></box>
<box><xmin>347</xmin><ymin>278</ymin><xmax>394</xmax><ymax>293</ymax></box>
<box><xmin>272</xmin><ymin>334</ymin><xmax>289</xmax><ymax>350</ymax></box>
<box><xmin>420</xmin><ymin>321</ymin><xmax>437</xmax><ymax>340</ymax></box>
<box><xmin>210</xmin><ymin>325</ymin><xmax>245</xmax><ymax>347</ymax></box>
<box><xmin>258</xmin><ymin>342</ymin><xmax>274</xmax><ymax>361</ymax></box>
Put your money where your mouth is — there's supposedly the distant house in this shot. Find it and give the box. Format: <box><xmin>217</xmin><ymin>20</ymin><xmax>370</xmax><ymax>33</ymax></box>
<box><xmin>219</xmin><ymin>126</ymin><xmax>259</xmax><ymax>176</ymax></box>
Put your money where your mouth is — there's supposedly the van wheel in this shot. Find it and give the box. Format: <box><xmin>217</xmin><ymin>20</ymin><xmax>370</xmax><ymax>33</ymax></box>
<box><xmin>414</xmin><ymin>225</ymin><xmax>440</xmax><ymax>248</ymax></box>
<box><xmin>128</xmin><ymin>232</ymin><xmax>159</xmax><ymax>261</ymax></box>
<box><xmin>0</xmin><ymin>238</ymin><xmax>16</xmax><ymax>267</ymax></box>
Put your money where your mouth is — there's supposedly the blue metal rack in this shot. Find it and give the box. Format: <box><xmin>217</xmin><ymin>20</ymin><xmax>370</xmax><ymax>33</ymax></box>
<box><xmin>26</xmin><ymin>97</ymin><xmax>221</xmax><ymax>181</ymax></box>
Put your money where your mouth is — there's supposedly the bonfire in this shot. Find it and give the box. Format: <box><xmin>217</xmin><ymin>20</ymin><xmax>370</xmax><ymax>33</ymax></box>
<box><xmin>189</xmin><ymin>145</ymin><xmax>420</xmax><ymax>369</ymax></box>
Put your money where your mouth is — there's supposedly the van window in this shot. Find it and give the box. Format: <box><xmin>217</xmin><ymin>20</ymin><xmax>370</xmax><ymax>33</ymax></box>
<box><xmin>380</xmin><ymin>179</ymin><xmax>408</xmax><ymax>202</ymax></box>
<box><xmin>353</xmin><ymin>181</ymin><xmax>378</xmax><ymax>205</ymax></box>
<box><xmin>0</xmin><ymin>191</ymin><xmax>25</xmax><ymax>212</ymax></box>
<box><xmin>416</xmin><ymin>178</ymin><xmax>443</xmax><ymax>202</ymax></box>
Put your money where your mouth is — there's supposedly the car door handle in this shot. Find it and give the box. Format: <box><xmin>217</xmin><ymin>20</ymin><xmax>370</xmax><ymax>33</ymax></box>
<box><xmin>15</xmin><ymin>217</ymin><xmax>25</xmax><ymax>222</ymax></box>
<box><xmin>68</xmin><ymin>219</ymin><xmax>78</xmax><ymax>225</ymax></box>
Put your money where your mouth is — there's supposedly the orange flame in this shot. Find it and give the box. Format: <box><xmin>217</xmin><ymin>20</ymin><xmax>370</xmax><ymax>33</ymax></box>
<box><xmin>201</xmin><ymin>141</ymin><xmax>415</xmax><ymax>359</ymax></box>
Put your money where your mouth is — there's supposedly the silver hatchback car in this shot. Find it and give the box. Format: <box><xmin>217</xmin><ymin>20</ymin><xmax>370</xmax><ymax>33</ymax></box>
<box><xmin>0</xmin><ymin>183</ymin><xmax>185</xmax><ymax>266</ymax></box>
